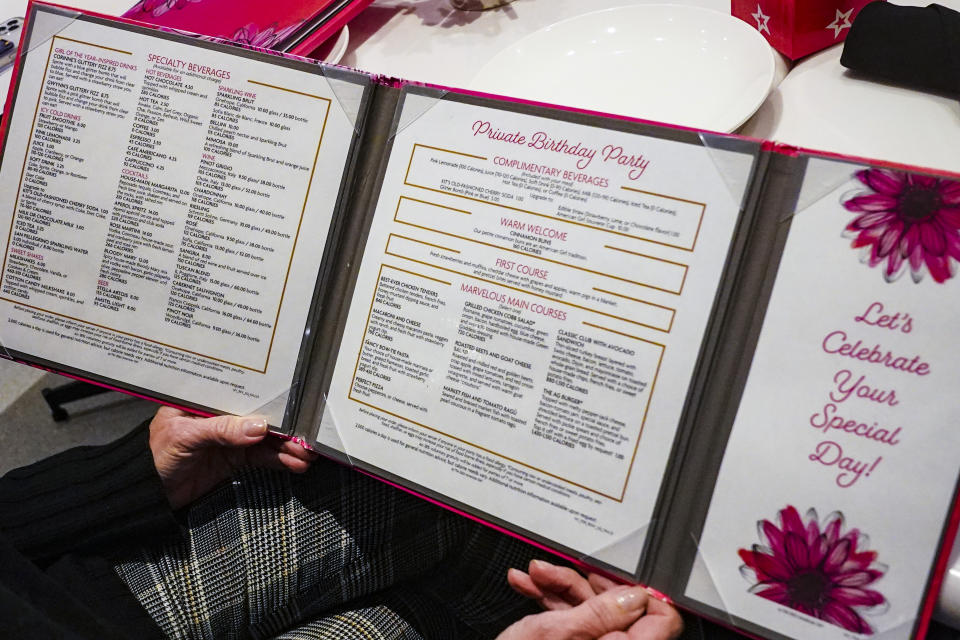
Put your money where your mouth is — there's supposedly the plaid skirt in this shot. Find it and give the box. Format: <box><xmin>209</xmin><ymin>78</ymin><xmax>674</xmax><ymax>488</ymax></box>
<box><xmin>113</xmin><ymin>459</ymin><xmax>545</xmax><ymax>640</ymax></box>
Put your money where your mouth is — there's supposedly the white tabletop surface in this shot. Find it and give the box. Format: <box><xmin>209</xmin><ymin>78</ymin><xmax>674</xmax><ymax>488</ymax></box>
<box><xmin>338</xmin><ymin>0</ymin><xmax>960</xmax><ymax>176</ymax></box>
<box><xmin>6</xmin><ymin>0</ymin><xmax>955</xmax><ymax>174</ymax></box>
<box><xmin>737</xmin><ymin>8</ymin><xmax>960</xmax><ymax>175</ymax></box>
<box><xmin>3</xmin><ymin>0</ymin><xmax>960</xmax><ymax>629</ymax></box>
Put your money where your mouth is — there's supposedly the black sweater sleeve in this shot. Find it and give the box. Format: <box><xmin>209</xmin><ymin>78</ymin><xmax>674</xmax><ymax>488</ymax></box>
<box><xmin>0</xmin><ymin>419</ymin><xmax>179</xmax><ymax>564</ymax></box>
<box><xmin>0</xmin><ymin>421</ymin><xmax>177</xmax><ymax>639</ymax></box>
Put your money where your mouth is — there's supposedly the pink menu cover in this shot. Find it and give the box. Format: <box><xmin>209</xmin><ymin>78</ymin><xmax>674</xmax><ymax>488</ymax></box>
<box><xmin>121</xmin><ymin>0</ymin><xmax>372</xmax><ymax>56</ymax></box>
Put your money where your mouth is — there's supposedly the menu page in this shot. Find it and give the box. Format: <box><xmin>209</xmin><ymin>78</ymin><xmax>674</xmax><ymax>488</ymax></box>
<box><xmin>319</xmin><ymin>91</ymin><xmax>757</xmax><ymax>571</ymax></box>
<box><xmin>0</xmin><ymin>7</ymin><xmax>364</xmax><ymax>421</ymax></box>
<box><xmin>686</xmin><ymin>158</ymin><xmax>960</xmax><ymax>638</ymax></box>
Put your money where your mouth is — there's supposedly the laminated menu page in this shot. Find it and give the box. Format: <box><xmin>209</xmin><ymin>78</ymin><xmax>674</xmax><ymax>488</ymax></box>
<box><xmin>0</xmin><ymin>3</ymin><xmax>371</xmax><ymax>422</ymax></box>
<box><xmin>677</xmin><ymin>155</ymin><xmax>960</xmax><ymax>640</ymax></box>
<box><xmin>308</xmin><ymin>87</ymin><xmax>760</xmax><ymax>575</ymax></box>
<box><xmin>3</xmin><ymin>5</ymin><xmax>959</xmax><ymax>639</ymax></box>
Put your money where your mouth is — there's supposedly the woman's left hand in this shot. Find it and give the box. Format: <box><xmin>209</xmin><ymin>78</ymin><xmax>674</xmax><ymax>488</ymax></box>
<box><xmin>148</xmin><ymin>406</ymin><xmax>317</xmax><ymax>509</ymax></box>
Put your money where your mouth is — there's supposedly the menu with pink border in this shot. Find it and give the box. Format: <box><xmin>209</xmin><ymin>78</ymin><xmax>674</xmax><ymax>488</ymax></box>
<box><xmin>5</xmin><ymin>9</ymin><xmax>960</xmax><ymax>637</ymax></box>
<box><xmin>685</xmin><ymin>156</ymin><xmax>960</xmax><ymax>639</ymax></box>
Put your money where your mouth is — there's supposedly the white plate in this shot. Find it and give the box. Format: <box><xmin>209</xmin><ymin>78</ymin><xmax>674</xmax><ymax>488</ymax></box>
<box><xmin>317</xmin><ymin>26</ymin><xmax>350</xmax><ymax>65</ymax></box>
<box><xmin>466</xmin><ymin>4</ymin><xmax>776</xmax><ymax>132</ymax></box>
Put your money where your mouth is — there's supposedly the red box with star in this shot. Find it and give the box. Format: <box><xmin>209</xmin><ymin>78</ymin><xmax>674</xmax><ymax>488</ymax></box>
<box><xmin>731</xmin><ymin>0</ymin><xmax>882</xmax><ymax>59</ymax></box>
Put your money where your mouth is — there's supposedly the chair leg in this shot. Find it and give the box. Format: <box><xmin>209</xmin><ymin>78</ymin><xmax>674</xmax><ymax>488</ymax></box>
<box><xmin>41</xmin><ymin>381</ymin><xmax>110</xmax><ymax>422</ymax></box>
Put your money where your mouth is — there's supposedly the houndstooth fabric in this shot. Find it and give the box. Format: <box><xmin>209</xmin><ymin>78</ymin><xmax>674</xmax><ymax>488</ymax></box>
<box><xmin>270</xmin><ymin>607</ymin><xmax>423</xmax><ymax>640</ymax></box>
<box><xmin>113</xmin><ymin>459</ymin><xmax>543</xmax><ymax>640</ymax></box>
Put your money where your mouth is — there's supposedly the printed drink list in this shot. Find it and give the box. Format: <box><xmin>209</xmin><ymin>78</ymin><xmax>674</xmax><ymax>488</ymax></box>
<box><xmin>0</xmin><ymin>14</ymin><xmax>361</xmax><ymax>418</ymax></box>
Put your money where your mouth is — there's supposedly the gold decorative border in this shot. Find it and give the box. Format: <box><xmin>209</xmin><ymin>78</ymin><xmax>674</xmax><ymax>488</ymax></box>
<box><xmin>403</xmin><ymin>143</ymin><xmax>707</xmax><ymax>252</ymax></box>
<box><xmin>392</xmin><ymin>197</ymin><xmax>676</xmax><ymax>331</ymax></box>
<box><xmin>347</xmin><ymin>263</ymin><xmax>665</xmax><ymax>502</ymax></box>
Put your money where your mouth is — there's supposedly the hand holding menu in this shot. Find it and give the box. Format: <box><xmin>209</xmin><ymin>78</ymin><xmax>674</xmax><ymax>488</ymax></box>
<box><xmin>2</xmin><ymin>5</ymin><xmax>959</xmax><ymax>639</ymax></box>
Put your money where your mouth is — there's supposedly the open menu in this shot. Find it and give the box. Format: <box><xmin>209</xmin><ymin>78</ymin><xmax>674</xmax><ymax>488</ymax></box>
<box><xmin>2</xmin><ymin>5</ymin><xmax>959</xmax><ymax>639</ymax></box>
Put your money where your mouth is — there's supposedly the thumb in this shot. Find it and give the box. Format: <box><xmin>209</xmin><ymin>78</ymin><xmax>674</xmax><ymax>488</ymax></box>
<box><xmin>548</xmin><ymin>586</ymin><xmax>649</xmax><ymax>638</ymax></box>
<box><xmin>187</xmin><ymin>414</ymin><xmax>269</xmax><ymax>448</ymax></box>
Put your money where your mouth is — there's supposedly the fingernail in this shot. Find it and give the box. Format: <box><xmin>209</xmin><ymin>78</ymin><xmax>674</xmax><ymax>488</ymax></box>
<box><xmin>615</xmin><ymin>589</ymin><xmax>646</xmax><ymax>612</ymax></box>
<box><xmin>242</xmin><ymin>418</ymin><xmax>268</xmax><ymax>436</ymax></box>
<box><xmin>646</xmin><ymin>587</ymin><xmax>673</xmax><ymax>604</ymax></box>
<box><xmin>529</xmin><ymin>559</ymin><xmax>550</xmax><ymax>572</ymax></box>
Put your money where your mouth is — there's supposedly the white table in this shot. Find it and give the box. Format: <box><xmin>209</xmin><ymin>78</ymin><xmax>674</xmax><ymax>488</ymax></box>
<box><xmin>338</xmin><ymin>0</ymin><xmax>960</xmax><ymax>175</ymax></box>
<box><xmin>4</xmin><ymin>0</ymin><xmax>957</xmax><ymax>173</ymax></box>
<box><xmin>3</xmin><ymin>0</ymin><xmax>960</xmax><ymax>629</ymax></box>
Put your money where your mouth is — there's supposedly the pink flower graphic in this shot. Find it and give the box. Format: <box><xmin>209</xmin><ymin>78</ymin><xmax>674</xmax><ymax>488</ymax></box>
<box><xmin>129</xmin><ymin>0</ymin><xmax>203</xmax><ymax>18</ymax></box>
<box><xmin>738</xmin><ymin>506</ymin><xmax>886</xmax><ymax>635</ymax></box>
<box><xmin>229</xmin><ymin>21</ymin><xmax>303</xmax><ymax>49</ymax></box>
<box><xmin>842</xmin><ymin>168</ymin><xmax>960</xmax><ymax>283</ymax></box>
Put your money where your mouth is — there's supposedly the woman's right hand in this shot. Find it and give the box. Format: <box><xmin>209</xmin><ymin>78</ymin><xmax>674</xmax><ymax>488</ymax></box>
<box><xmin>496</xmin><ymin>559</ymin><xmax>683</xmax><ymax>640</ymax></box>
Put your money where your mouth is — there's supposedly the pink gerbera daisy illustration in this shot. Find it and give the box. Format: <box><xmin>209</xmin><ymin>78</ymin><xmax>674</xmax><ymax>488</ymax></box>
<box><xmin>129</xmin><ymin>0</ymin><xmax>202</xmax><ymax>18</ymax></box>
<box><xmin>842</xmin><ymin>168</ymin><xmax>960</xmax><ymax>283</ymax></box>
<box><xmin>738</xmin><ymin>506</ymin><xmax>886</xmax><ymax>635</ymax></box>
<box><xmin>230</xmin><ymin>21</ymin><xmax>303</xmax><ymax>49</ymax></box>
